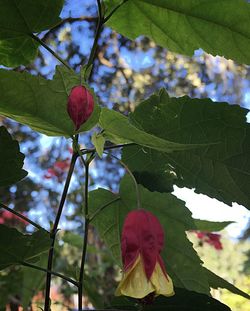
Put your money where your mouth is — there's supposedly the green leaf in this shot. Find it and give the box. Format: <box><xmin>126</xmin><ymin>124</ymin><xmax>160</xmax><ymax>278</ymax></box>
<box><xmin>0</xmin><ymin>0</ymin><xmax>64</xmax><ymax>67</ymax></box>
<box><xmin>21</xmin><ymin>253</ymin><xmax>47</xmax><ymax>308</ymax></box>
<box><xmin>205</xmin><ymin>268</ymin><xmax>250</xmax><ymax>300</ymax></box>
<box><xmin>89</xmin><ymin>189</ymin><xmax>123</xmax><ymax>266</ymax></box>
<box><xmin>0</xmin><ymin>225</ymin><xmax>50</xmax><ymax>270</ymax></box>
<box><xmin>0</xmin><ymin>126</ymin><xmax>27</xmax><ymax>187</ymax></box>
<box><xmin>123</xmin><ymin>89</ymin><xmax>250</xmax><ymax>209</ymax></box>
<box><xmin>99</xmin><ymin>108</ymin><xmax>206</xmax><ymax>153</ymax></box>
<box><xmin>89</xmin><ymin>175</ymin><xmax>210</xmax><ymax>295</ymax></box>
<box><xmin>0</xmin><ymin>269</ymin><xmax>23</xmax><ymax>308</ymax></box>
<box><xmin>109</xmin><ymin>288</ymin><xmax>232</xmax><ymax>311</ymax></box>
<box><xmin>92</xmin><ymin>132</ymin><xmax>105</xmax><ymax>157</ymax></box>
<box><xmin>83</xmin><ymin>274</ymin><xmax>105</xmax><ymax>309</ymax></box>
<box><xmin>0</xmin><ymin>66</ymin><xmax>100</xmax><ymax>136</ymax></box>
<box><xmin>62</xmin><ymin>231</ymin><xmax>83</xmax><ymax>249</ymax></box>
<box><xmin>108</xmin><ymin>0</ymin><xmax>250</xmax><ymax>65</ymax></box>
<box><xmin>193</xmin><ymin>220</ymin><xmax>233</xmax><ymax>232</ymax></box>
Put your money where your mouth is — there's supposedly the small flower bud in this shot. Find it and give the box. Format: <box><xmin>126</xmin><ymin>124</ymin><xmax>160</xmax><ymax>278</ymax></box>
<box><xmin>67</xmin><ymin>85</ymin><xmax>94</xmax><ymax>130</ymax></box>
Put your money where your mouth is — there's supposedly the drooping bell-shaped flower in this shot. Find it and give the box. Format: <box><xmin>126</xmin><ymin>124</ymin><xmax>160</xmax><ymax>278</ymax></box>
<box><xmin>67</xmin><ymin>85</ymin><xmax>94</xmax><ymax>130</ymax></box>
<box><xmin>115</xmin><ymin>209</ymin><xmax>174</xmax><ymax>299</ymax></box>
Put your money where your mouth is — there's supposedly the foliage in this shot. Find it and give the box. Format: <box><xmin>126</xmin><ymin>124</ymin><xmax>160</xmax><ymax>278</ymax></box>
<box><xmin>0</xmin><ymin>0</ymin><xmax>64</xmax><ymax>67</ymax></box>
<box><xmin>123</xmin><ymin>90</ymin><xmax>250</xmax><ymax>209</ymax></box>
<box><xmin>0</xmin><ymin>225</ymin><xmax>50</xmax><ymax>270</ymax></box>
<box><xmin>107</xmin><ymin>0</ymin><xmax>250</xmax><ymax>64</ymax></box>
<box><xmin>0</xmin><ymin>0</ymin><xmax>249</xmax><ymax>310</ymax></box>
<box><xmin>0</xmin><ymin>127</ymin><xmax>27</xmax><ymax>187</ymax></box>
<box><xmin>89</xmin><ymin>175</ymin><xmax>210</xmax><ymax>295</ymax></box>
<box><xmin>0</xmin><ymin>66</ymin><xmax>100</xmax><ymax>136</ymax></box>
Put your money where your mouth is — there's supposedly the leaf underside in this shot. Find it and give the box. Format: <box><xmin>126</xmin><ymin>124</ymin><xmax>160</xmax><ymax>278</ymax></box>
<box><xmin>108</xmin><ymin>0</ymin><xmax>250</xmax><ymax>65</ymax></box>
<box><xmin>122</xmin><ymin>89</ymin><xmax>250</xmax><ymax>210</ymax></box>
<box><xmin>0</xmin><ymin>126</ymin><xmax>27</xmax><ymax>187</ymax></box>
<box><xmin>0</xmin><ymin>66</ymin><xmax>100</xmax><ymax>137</ymax></box>
<box><xmin>0</xmin><ymin>0</ymin><xmax>64</xmax><ymax>66</ymax></box>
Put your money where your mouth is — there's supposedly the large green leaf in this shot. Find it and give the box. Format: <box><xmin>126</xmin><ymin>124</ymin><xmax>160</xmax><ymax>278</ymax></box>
<box><xmin>99</xmin><ymin>108</ymin><xmax>205</xmax><ymax>153</ymax></box>
<box><xmin>0</xmin><ymin>0</ymin><xmax>64</xmax><ymax>67</ymax></box>
<box><xmin>89</xmin><ymin>178</ymin><xmax>249</xmax><ymax>299</ymax></box>
<box><xmin>109</xmin><ymin>288</ymin><xmax>232</xmax><ymax>311</ymax></box>
<box><xmin>21</xmin><ymin>254</ymin><xmax>47</xmax><ymax>308</ymax></box>
<box><xmin>108</xmin><ymin>0</ymin><xmax>250</xmax><ymax>65</ymax></box>
<box><xmin>0</xmin><ymin>225</ymin><xmax>50</xmax><ymax>270</ymax></box>
<box><xmin>0</xmin><ymin>66</ymin><xmax>100</xmax><ymax>136</ymax></box>
<box><xmin>122</xmin><ymin>89</ymin><xmax>250</xmax><ymax>209</ymax></box>
<box><xmin>89</xmin><ymin>175</ymin><xmax>210</xmax><ymax>295</ymax></box>
<box><xmin>205</xmin><ymin>268</ymin><xmax>250</xmax><ymax>300</ymax></box>
<box><xmin>0</xmin><ymin>126</ymin><xmax>27</xmax><ymax>186</ymax></box>
<box><xmin>0</xmin><ymin>269</ymin><xmax>23</xmax><ymax>308</ymax></box>
<box><xmin>193</xmin><ymin>220</ymin><xmax>233</xmax><ymax>232</ymax></box>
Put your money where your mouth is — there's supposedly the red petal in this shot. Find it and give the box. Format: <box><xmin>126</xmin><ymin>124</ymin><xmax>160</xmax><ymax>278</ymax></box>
<box><xmin>121</xmin><ymin>209</ymin><xmax>165</xmax><ymax>279</ymax></box>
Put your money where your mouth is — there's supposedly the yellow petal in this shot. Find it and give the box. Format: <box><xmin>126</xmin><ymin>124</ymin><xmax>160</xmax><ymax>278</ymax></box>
<box><xmin>151</xmin><ymin>262</ymin><xmax>175</xmax><ymax>297</ymax></box>
<box><xmin>115</xmin><ymin>255</ymin><xmax>174</xmax><ymax>299</ymax></box>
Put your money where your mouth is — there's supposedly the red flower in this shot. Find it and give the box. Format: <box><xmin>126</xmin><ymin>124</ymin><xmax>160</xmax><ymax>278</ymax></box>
<box><xmin>115</xmin><ymin>209</ymin><xmax>174</xmax><ymax>299</ymax></box>
<box><xmin>67</xmin><ymin>85</ymin><xmax>94</xmax><ymax>130</ymax></box>
<box><xmin>0</xmin><ymin>210</ymin><xmax>28</xmax><ymax>226</ymax></box>
<box><xmin>195</xmin><ymin>231</ymin><xmax>223</xmax><ymax>250</ymax></box>
<box><xmin>44</xmin><ymin>159</ymin><xmax>70</xmax><ymax>180</ymax></box>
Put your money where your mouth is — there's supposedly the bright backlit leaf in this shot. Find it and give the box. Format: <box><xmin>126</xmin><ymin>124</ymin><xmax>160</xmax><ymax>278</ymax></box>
<box><xmin>99</xmin><ymin>108</ymin><xmax>206</xmax><ymax>153</ymax></box>
<box><xmin>108</xmin><ymin>0</ymin><xmax>250</xmax><ymax>65</ymax></box>
<box><xmin>92</xmin><ymin>132</ymin><xmax>105</xmax><ymax>157</ymax></box>
<box><xmin>0</xmin><ymin>66</ymin><xmax>100</xmax><ymax>137</ymax></box>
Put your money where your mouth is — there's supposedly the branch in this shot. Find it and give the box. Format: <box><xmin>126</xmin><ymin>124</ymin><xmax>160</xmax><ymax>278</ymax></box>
<box><xmin>21</xmin><ymin>261</ymin><xmax>78</xmax><ymax>287</ymax></box>
<box><xmin>0</xmin><ymin>203</ymin><xmax>45</xmax><ymax>231</ymax></box>
<box><xmin>44</xmin><ymin>152</ymin><xmax>78</xmax><ymax>311</ymax></box>
<box><xmin>80</xmin><ymin>143</ymin><xmax>135</xmax><ymax>156</ymax></box>
<box><xmin>104</xmin><ymin>152</ymin><xmax>141</xmax><ymax>209</ymax></box>
<box><xmin>84</xmin><ymin>0</ymin><xmax>104</xmax><ymax>80</ymax></box>
<box><xmin>78</xmin><ymin>161</ymin><xmax>90</xmax><ymax>311</ymax></box>
<box><xmin>30</xmin><ymin>33</ymin><xmax>72</xmax><ymax>71</ymax></box>
<box><xmin>42</xmin><ymin>16</ymin><xmax>98</xmax><ymax>42</ymax></box>
<box><xmin>104</xmin><ymin>0</ymin><xmax>129</xmax><ymax>23</ymax></box>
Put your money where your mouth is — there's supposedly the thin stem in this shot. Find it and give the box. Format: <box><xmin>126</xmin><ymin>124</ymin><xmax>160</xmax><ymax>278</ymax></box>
<box><xmin>42</xmin><ymin>16</ymin><xmax>98</xmax><ymax>42</ymax></box>
<box><xmin>78</xmin><ymin>162</ymin><xmax>90</xmax><ymax>311</ymax></box>
<box><xmin>81</xmin><ymin>142</ymin><xmax>135</xmax><ymax>156</ymax></box>
<box><xmin>0</xmin><ymin>203</ymin><xmax>45</xmax><ymax>231</ymax></box>
<box><xmin>44</xmin><ymin>152</ymin><xmax>78</xmax><ymax>311</ymax></box>
<box><xmin>84</xmin><ymin>0</ymin><xmax>104</xmax><ymax>80</ymax></box>
<box><xmin>21</xmin><ymin>261</ymin><xmax>78</xmax><ymax>287</ymax></box>
<box><xmin>105</xmin><ymin>152</ymin><xmax>142</xmax><ymax>209</ymax></box>
<box><xmin>30</xmin><ymin>34</ymin><xmax>72</xmax><ymax>71</ymax></box>
<box><xmin>103</xmin><ymin>0</ymin><xmax>129</xmax><ymax>23</ymax></box>
<box><xmin>97</xmin><ymin>0</ymin><xmax>102</xmax><ymax>18</ymax></box>
<box><xmin>89</xmin><ymin>197</ymin><xmax>121</xmax><ymax>222</ymax></box>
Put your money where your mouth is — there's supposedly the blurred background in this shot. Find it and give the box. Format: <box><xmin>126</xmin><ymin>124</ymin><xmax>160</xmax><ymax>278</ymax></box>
<box><xmin>0</xmin><ymin>0</ymin><xmax>250</xmax><ymax>310</ymax></box>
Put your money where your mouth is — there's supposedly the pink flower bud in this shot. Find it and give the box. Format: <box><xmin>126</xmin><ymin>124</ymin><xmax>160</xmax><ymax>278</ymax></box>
<box><xmin>67</xmin><ymin>85</ymin><xmax>94</xmax><ymax>130</ymax></box>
